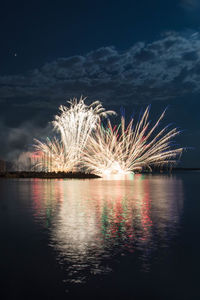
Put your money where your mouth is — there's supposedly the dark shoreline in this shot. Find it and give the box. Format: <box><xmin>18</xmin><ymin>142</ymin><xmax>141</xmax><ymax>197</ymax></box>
<box><xmin>0</xmin><ymin>171</ymin><xmax>100</xmax><ymax>179</ymax></box>
<box><xmin>0</xmin><ymin>168</ymin><xmax>200</xmax><ymax>179</ymax></box>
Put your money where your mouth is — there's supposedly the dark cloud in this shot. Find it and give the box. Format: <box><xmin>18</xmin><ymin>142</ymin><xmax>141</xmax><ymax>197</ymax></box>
<box><xmin>1</xmin><ymin>32</ymin><xmax>200</xmax><ymax>112</ymax></box>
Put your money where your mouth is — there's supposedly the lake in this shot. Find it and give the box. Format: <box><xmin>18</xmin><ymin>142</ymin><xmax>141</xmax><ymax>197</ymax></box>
<box><xmin>1</xmin><ymin>172</ymin><xmax>200</xmax><ymax>299</ymax></box>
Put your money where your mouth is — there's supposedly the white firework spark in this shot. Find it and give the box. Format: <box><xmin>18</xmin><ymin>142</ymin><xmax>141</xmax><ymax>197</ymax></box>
<box><xmin>83</xmin><ymin>106</ymin><xmax>183</xmax><ymax>176</ymax></box>
<box><xmin>34</xmin><ymin>97</ymin><xmax>115</xmax><ymax>172</ymax></box>
<box><xmin>34</xmin><ymin>137</ymin><xmax>77</xmax><ymax>172</ymax></box>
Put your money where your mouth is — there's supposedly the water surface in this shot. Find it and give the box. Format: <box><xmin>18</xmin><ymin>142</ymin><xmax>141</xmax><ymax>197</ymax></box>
<box><xmin>1</xmin><ymin>173</ymin><xmax>200</xmax><ymax>299</ymax></box>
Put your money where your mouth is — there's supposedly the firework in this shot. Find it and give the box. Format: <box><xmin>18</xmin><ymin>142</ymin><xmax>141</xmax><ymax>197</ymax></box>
<box><xmin>34</xmin><ymin>137</ymin><xmax>76</xmax><ymax>172</ymax></box>
<box><xmin>34</xmin><ymin>97</ymin><xmax>115</xmax><ymax>172</ymax></box>
<box><xmin>83</xmin><ymin>106</ymin><xmax>183</xmax><ymax>176</ymax></box>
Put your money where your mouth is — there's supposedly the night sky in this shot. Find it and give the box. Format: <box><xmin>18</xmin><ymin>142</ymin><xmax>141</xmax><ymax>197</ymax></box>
<box><xmin>0</xmin><ymin>0</ymin><xmax>200</xmax><ymax>166</ymax></box>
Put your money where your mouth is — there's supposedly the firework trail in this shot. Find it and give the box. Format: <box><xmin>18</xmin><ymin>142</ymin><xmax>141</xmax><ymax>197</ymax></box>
<box><xmin>34</xmin><ymin>97</ymin><xmax>115</xmax><ymax>172</ymax></box>
<box><xmin>83</xmin><ymin>106</ymin><xmax>183</xmax><ymax>176</ymax></box>
<box><xmin>34</xmin><ymin>137</ymin><xmax>77</xmax><ymax>172</ymax></box>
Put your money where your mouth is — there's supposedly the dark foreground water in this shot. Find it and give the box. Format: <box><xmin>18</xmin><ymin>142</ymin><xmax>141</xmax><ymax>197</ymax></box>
<box><xmin>1</xmin><ymin>173</ymin><xmax>200</xmax><ymax>299</ymax></box>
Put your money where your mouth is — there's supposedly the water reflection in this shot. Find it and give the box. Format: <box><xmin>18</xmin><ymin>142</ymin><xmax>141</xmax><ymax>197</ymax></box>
<box><xmin>29</xmin><ymin>175</ymin><xmax>183</xmax><ymax>282</ymax></box>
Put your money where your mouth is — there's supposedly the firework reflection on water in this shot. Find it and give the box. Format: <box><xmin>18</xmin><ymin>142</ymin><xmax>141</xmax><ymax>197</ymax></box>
<box><xmin>29</xmin><ymin>175</ymin><xmax>183</xmax><ymax>283</ymax></box>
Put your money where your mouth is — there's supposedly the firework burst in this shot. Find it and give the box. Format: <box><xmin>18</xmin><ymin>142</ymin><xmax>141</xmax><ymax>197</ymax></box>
<box><xmin>34</xmin><ymin>137</ymin><xmax>77</xmax><ymax>172</ymax></box>
<box><xmin>83</xmin><ymin>106</ymin><xmax>183</xmax><ymax>176</ymax></box>
<box><xmin>34</xmin><ymin>97</ymin><xmax>115</xmax><ymax>172</ymax></box>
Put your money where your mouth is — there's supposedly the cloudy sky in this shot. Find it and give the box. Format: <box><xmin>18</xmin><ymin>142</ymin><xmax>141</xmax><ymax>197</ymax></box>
<box><xmin>0</xmin><ymin>0</ymin><xmax>200</xmax><ymax>166</ymax></box>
